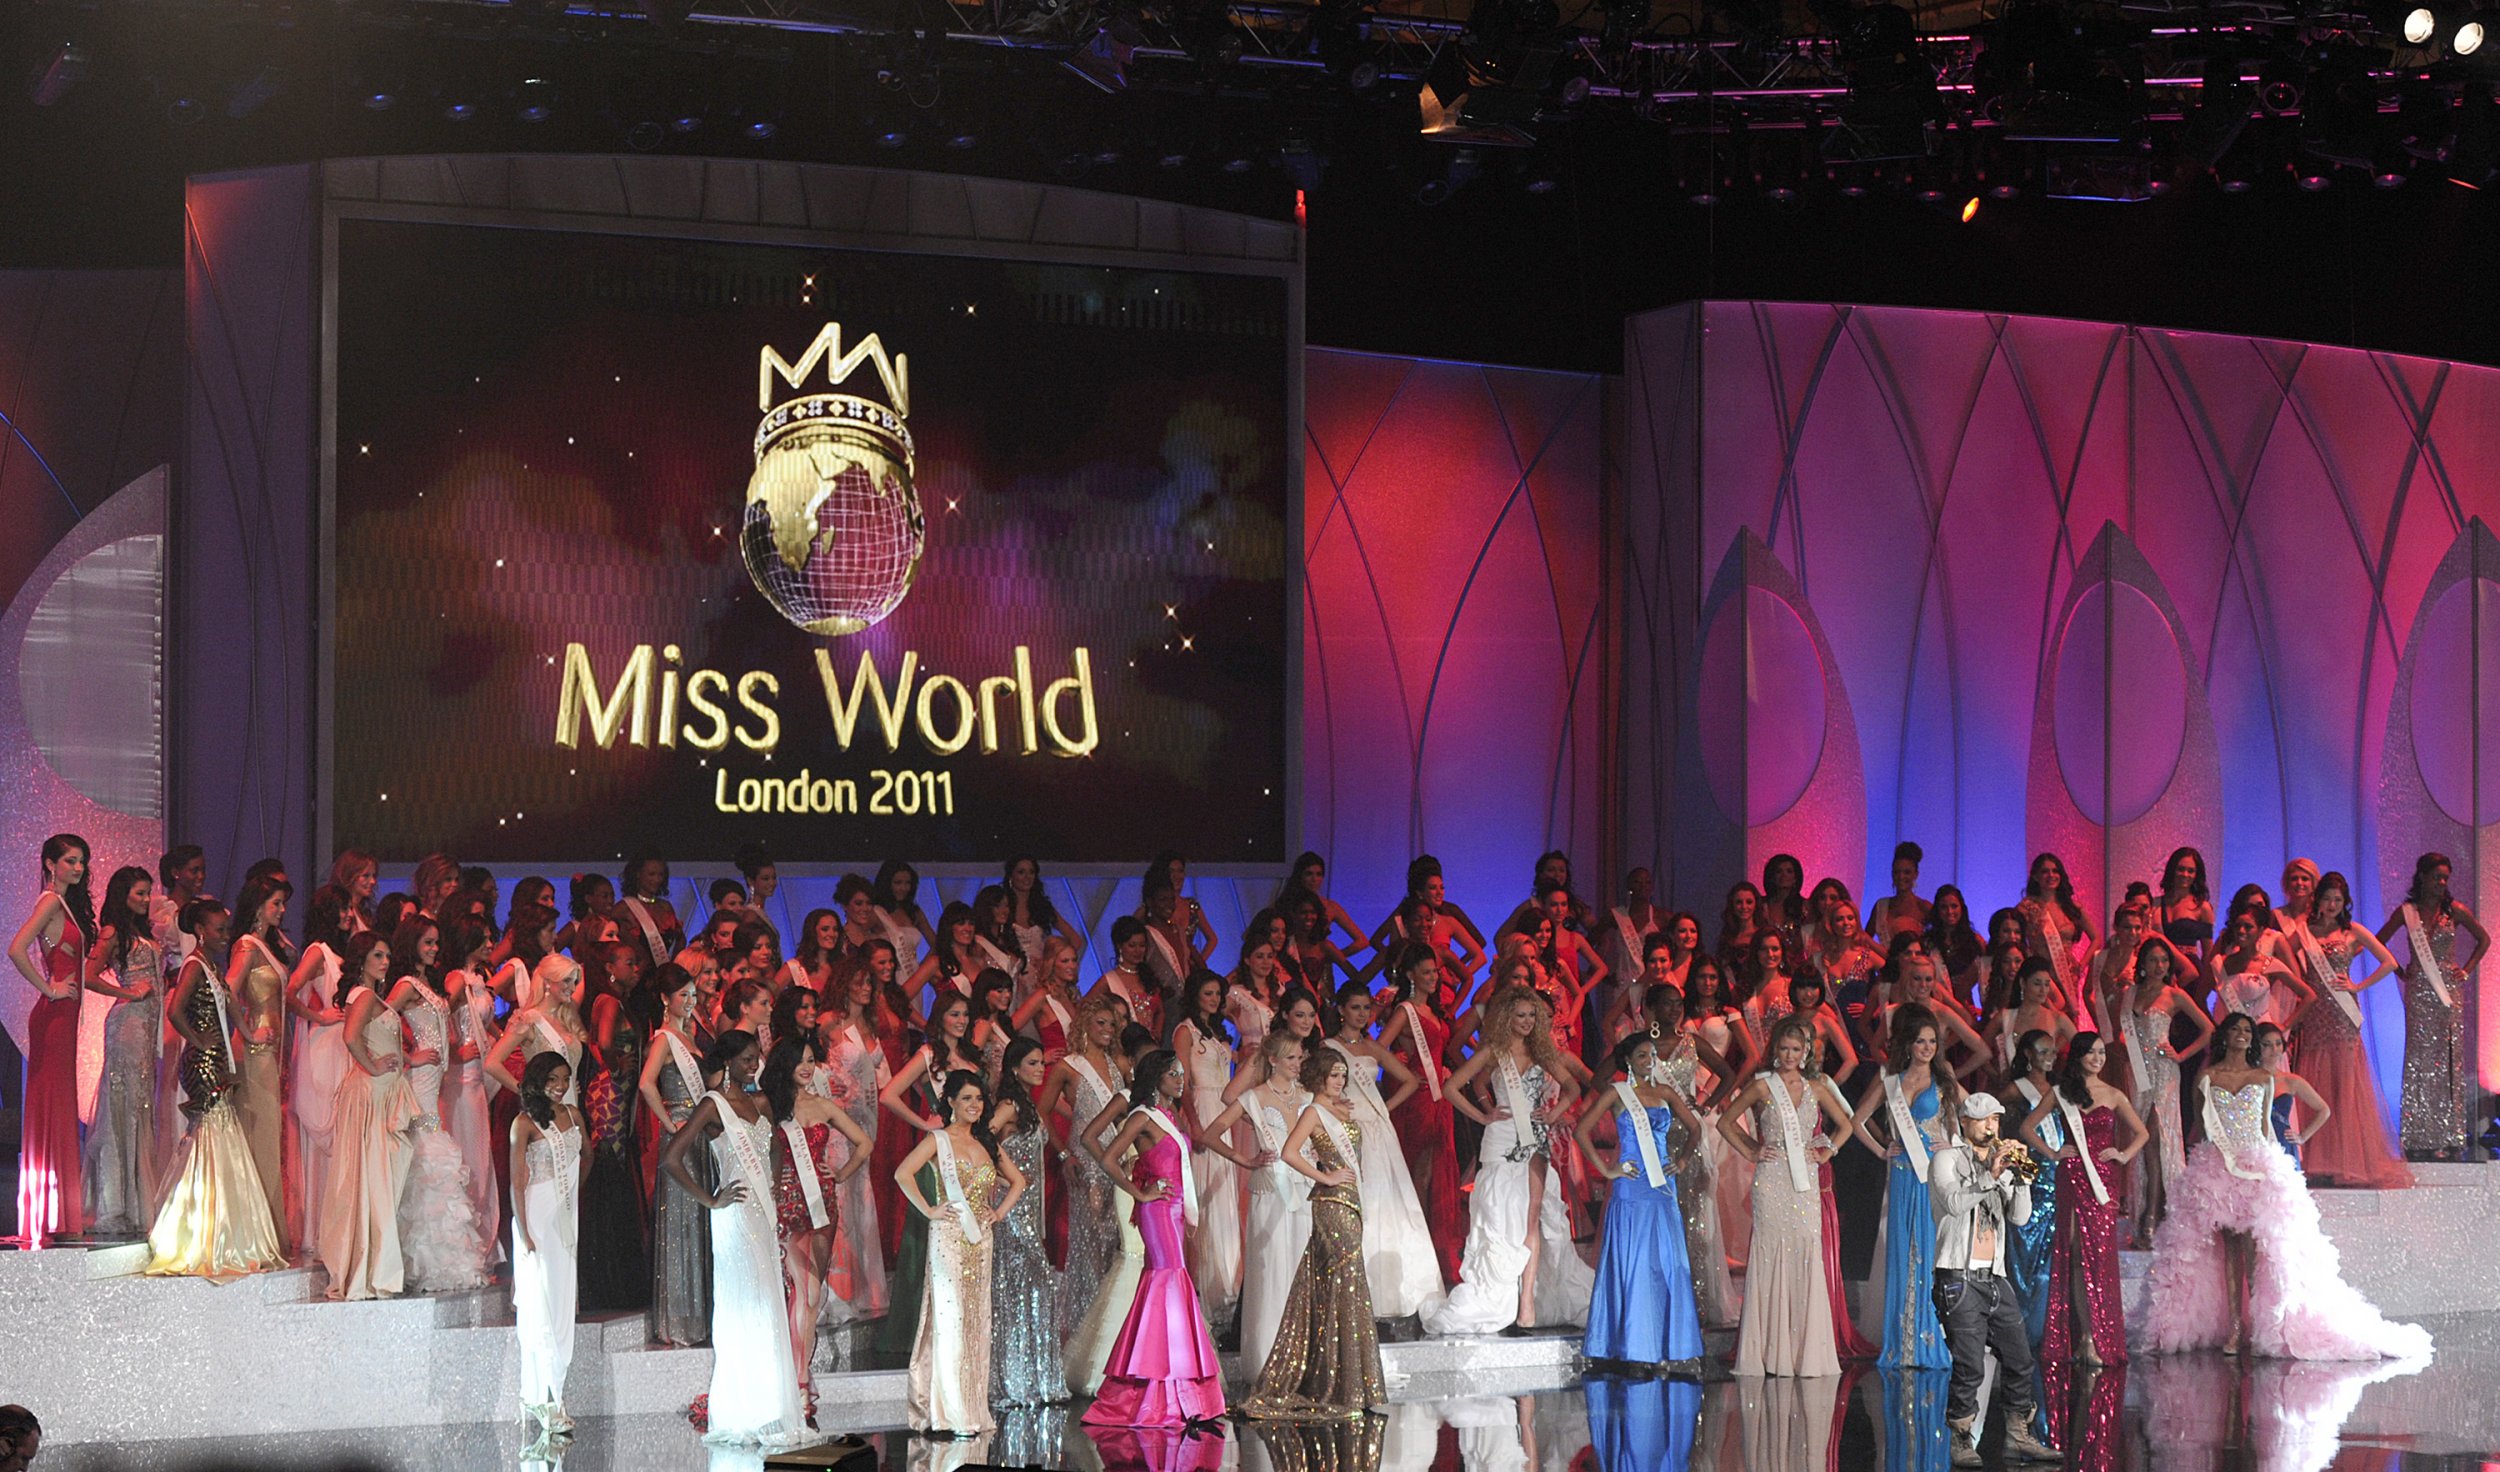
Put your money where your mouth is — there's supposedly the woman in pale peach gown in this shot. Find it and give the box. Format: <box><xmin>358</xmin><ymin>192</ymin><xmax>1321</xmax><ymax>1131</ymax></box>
<box><xmin>320</xmin><ymin>932</ymin><xmax>419</xmax><ymax>1300</ymax></box>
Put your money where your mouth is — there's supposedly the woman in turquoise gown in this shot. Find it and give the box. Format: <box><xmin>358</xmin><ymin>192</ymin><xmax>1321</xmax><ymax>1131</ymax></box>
<box><xmin>1847</xmin><ymin>1003</ymin><xmax>1954</xmax><ymax>1371</ymax></box>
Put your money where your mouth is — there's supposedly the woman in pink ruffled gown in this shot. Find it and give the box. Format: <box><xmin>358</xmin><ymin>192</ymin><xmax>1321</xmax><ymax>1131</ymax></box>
<box><xmin>2139</xmin><ymin>1013</ymin><xmax>2431</xmax><ymax>1361</ymax></box>
<box><xmin>1080</xmin><ymin>1047</ymin><xmax>1227</xmax><ymax>1427</ymax></box>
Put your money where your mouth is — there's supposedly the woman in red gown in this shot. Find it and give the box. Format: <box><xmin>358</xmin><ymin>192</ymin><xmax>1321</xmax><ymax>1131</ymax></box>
<box><xmin>11</xmin><ymin>833</ymin><xmax>94</xmax><ymax>1248</ymax></box>
<box><xmin>2016</xmin><ymin>1032</ymin><xmax>2147</xmax><ymax>1367</ymax></box>
<box><xmin>1377</xmin><ymin>941</ymin><xmax>1464</xmax><ymax>1283</ymax></box>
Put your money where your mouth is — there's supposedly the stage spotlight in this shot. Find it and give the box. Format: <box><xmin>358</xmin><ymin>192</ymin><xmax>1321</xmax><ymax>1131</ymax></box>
<box><xmin>2457</xmin><ymin>13</ymin><xmax>2488</xmax><ymax>53</ymax></box>
<box><xmin>745</xmin><ymin>116</ymin><xmax>778</xmax><ymax>139</ymax></box>
<box><xmin>1960</xmin><ymin>194</ymin><xmax>1980</xmax><ymax>220</ymax></box>
<box><xmin>2404</xmin><ymin>4</ymin><xmax>2440</xmax><ymax>40</ymax></box>
<box><xmin>445</xmin><ymin>98</ymin><xmax>480</xmax><ymax>122</ymax></box>
<box><xmin>29</xmin><ymin>41</ymin><xmax>86</xmax><ymax>107</ymax></box>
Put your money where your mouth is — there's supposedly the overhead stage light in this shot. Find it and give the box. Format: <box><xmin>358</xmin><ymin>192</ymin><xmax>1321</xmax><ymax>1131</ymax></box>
<box><xmin>2404</xmin><ymin>5</ymin><xmax>2438</xmax><ymax>41</ymax></box>
<box><xmin>2458</xmin><ymin>14</ymin><xmax>2488</xmax><ymax>52</ymax></box>
<box><xmin>30</xmin><ymin>41</ymin><xmax>87</xmax><ymax>107</ymax></box>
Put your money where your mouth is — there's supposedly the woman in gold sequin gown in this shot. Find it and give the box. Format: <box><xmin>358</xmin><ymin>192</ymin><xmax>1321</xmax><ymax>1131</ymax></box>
<box><xmin>228</xmin><ymin>876</ymin><xmax>297</xmax><ymax>1249</ymax></box>
<box><xmin>898</xmin><ymin>1069</ymin><xmax>1025</xmax><ymax>1437</ymax></box>
<box><xmin>145</xmin><ymin>900</ymin><xmax>285</xmax><ymax>1280</ymax></box>
<box><xmin>1245</xmin><ymin>1048</ymin><xmax>1386</xmax><ymax>1419</ymax></box>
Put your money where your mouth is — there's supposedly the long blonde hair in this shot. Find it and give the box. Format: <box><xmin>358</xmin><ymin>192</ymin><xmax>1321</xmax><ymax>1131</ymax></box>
<box><xmin>1481</xmin><ymin>982</ymin><xmax>1568</xmax><ymax>1077</ymax></box>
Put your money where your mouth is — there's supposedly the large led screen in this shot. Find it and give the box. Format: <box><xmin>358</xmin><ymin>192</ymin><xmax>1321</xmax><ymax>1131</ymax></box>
<box><xmin>330</xmin><ymin>219</ymin><xmax>1292</xmax><ymax>865</ymax></box>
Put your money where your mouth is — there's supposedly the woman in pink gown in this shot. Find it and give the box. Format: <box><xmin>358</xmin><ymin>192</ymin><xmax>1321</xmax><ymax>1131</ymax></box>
<box><xmin>1080</xmin><ymin>1047</ymin><xmax>1226</xmax><ymax>1427</ymax></box>
<box><xmin>2016</xmin><ymin>1032</ymin><xmax>2146</xmax><ymax>1367</ymax></box>
<box><xmin>2285</xmin><ymin>873</ymin><xmax>2413</xmax><ymax>1190</ymax></box>
<box><xmin>11</xmin><ymin>834</ymin><xmax>94</xmax><ymax>1248</ymax></box>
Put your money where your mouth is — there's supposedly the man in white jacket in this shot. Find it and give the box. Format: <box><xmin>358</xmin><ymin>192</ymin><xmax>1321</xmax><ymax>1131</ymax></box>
<box><xmin>1929</xmin><ymin>1092</ymin><xmax>2061</xmax><ymax>1466</ymax></box>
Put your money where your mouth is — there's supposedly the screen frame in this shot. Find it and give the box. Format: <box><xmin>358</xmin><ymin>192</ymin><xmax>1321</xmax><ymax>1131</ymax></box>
<box><xmin>316</xmin><ymin>186</ymin><xmax>1303</xmax><ymax>880</ymax></box>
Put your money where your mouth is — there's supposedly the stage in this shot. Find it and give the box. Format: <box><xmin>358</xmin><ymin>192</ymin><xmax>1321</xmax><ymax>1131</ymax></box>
<box><xmin>6</xmin><ymin>1166</ymin><xmax>2493</xmax><ymax>1459</ymax></box>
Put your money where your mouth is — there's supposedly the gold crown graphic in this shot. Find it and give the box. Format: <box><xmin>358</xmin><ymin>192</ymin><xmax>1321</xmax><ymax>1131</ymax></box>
<box><xmin>754</xmin><ymin>322</ymin><xmax>913</xmax><ymax>470</ymax></box>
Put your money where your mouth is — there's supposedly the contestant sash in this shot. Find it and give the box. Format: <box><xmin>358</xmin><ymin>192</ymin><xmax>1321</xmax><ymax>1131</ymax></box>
<box><xmin>1142</xmin><ymin>1106</ymin><xmax>1199</xmax><ymax>1226</ymax></box>
<box><xmin>1883</xmin><ymin>1071</ymin><xmax>1933</xmax><ymax>1183</ymax></box>
<box><xmin>1146</xmin><ymin>927</ymin><xmax>1185</xmax><ymax>983</ymax></box>
<box><xmin>1311</xmin><ymin>1102</ymin><xmax>1363</xmax><ymax>1186</ymax></box>
<box><xmin>1402</xmin><ymin>1003</ymin><xmax>1443</xmax><ymax>1100</ymax></box>
<box><xmin>621</xmin><ymin>898</ymin><xmax>668</xmax><ymax>966</ymax></box>
<box><xmin>1614</xmin><ymin>1080</ymin><xmax>1669</xmax><ymax>1188</ymax></box>
<box><xmin>2290</xmin><ymin>920</ymin><xmax>2365</xmax><ymax>1029</ymax></box>
<box><xmin>974</xmin><ymin>935</ymin><xmax>1023</xmax><ymax>981</ymax></box>
<box><xmin>2015</xmin><ymin>1078</ymin><xmax>2065</xmax><ymax>1153</ymax></box>
<box><xmin>2122</xmin><ymin>1006</ymin><xmax>2153</xmax><ymax>1099</ymax></box>
<box><xmin>1612</xmin><ymin>908</ymin><xmax>1645</xmax><ymax>970</ymax></box>
<box><xmin>705</xmin><ymin>1093</ymin><xmax>782</xmax><ymax>1261</ymax></box>
<box><xmin>2402</xmin><ymin>904</ymin><xmax>2456</xmax><ymax>1009</ymax></box>
<box><xmin>1250</xmin><ymin>1090</ymin><xmax>1314</xmax><ymax>1207</ymax></box>
<box><xmin>932</xmin><ymin>1127</ymin><xmax>985</xmax><ymax>1242</ymax></box>
<box><xmin>1765</xmin><ymin>1075</ymin><xmax>1817</xmax><ymax>1194</ymax></box>
<box><xmin>2201</xmin><ymin>1078</ymin><xmax>2271</xmax><ymax>1181</ymax></box>
<box><xmin>1042</xmin><ymin>993</ymin><xmax>1073</xmax><ymax>1046</ymax></box>
<box><xmin>2056</xmin><ymin>1092</ymin><xmax>2111</xmax><ymax>1204</ymax></box>
<box><xmin>782</xmin><ymin>1119</ymin><xmax>830</xmax><ymax>1229</ymax></box>
<box><xmin>661</xmin><ymin>1027</ymin><xmax>703</xmax><ymax>1111</ymax></box>
<box><xmin>1495</xmin><ymin>1049</ymin><xmax>1541</xmax><ymax>1155</ymax></box>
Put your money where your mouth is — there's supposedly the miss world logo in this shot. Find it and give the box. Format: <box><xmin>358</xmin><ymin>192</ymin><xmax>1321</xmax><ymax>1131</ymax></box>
<box><xmin>742</xmin><ymin>323</ymin><xmax>927</xmax><ymax>636</ymax></box>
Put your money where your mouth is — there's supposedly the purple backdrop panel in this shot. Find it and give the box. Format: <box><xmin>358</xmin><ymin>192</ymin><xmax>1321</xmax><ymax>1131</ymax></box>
<box><xmin>1300</xmin><ymin>349</ymin><xmax>1607</xmax><ymax>938</ymax></box>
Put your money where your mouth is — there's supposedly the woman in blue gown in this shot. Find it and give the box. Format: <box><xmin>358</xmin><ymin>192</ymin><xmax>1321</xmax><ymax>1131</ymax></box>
<box><xmin>2000</xmin><ymin>1029</ymin><xmax>2064</xmax><ymax>1346</ymax></box>
<box><xmin>1846</xmin><ymin>1003</ymin><xmax>1955</xmax><ymax>1370</ymax></box>
<box><xmin>1576</xmin><ymin>1034</ymin><xmax>1707</xmax><ymax>1367</ymax></box>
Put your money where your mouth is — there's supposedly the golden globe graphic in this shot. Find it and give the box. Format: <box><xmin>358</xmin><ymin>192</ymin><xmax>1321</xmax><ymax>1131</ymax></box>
<box><xmin>742</xmin><ymin>322</ymin><xmax>926</xmax><ymax>636</ymax></box>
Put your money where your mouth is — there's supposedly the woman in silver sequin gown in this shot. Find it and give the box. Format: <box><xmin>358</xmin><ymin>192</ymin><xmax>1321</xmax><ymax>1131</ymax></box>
<box><xmin>2380</xmin><ymin>856</ymin><xmax>2490</xmax><ymax>1158</ymax></box>
<box><xmin>638</xmin><ymin>965</ymin><xmax>712</xmax><ymax>1345</ymax></box>
<box><xmin>989</xmin><ymin>1040</ymin><xmax>1063</xmax><ymax>1405</ymax></box>
<box><xmin>81</xmin><ymin>868</ymin><xmax>163</xmax><ymax>1236</ymax></box>
<box><xmin>1042</xmin><ymin>998</ymin><xmax>1128</xmax><ymax>1345</ymax></box>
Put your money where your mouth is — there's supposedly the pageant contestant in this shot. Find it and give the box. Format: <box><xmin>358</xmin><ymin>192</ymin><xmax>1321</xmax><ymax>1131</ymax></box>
<box><xmin>2283</xmin><ymin>871</ymin><xmax>2411</xmax><ymax>1187</ymax></box>
<box><xmin>227</xmin><ymin>875</ymin><xmax>296</xmax><ymax>1247</ymax></box>
<box><xmin>765</xmin><ymin>1034</ymin><xmax>871</xmax><ymax>1425</ymax></box>
<box><xmin>1080</xmin><ymin>1047</ymin><xmax>1228</xmax><ymax>1428</ymax></box>
<box><xmin>2015</xmin><ymin>1033</ymin><xmax>2144</xmax><ymax>1368</ymax></box>
<box><xmin>577</xmin><ymin>938</ymin><xmax>651</xmax><ymax>1312</ymax></box>
<box><xmin>2380</xmin><ymin>852</ymin><xmax>2489</xmax><ymax>1160</ymax></box>
<box><xmin>637</xmin><ymin>963</ymin><xmax>712</xmax><ymax>1346</ymax></box>
<box><xmin>875</xmin><ymin>988</ymin><xmax>986</xmax><ymax>1356</ymax></box>
<box><xmin>1172</xmin><ymin>971</ymin><xmax>1245</xmax><ymax>1328</ymax></box>
<box><xmin>1574</xmin><ymin>1033</ymin><xmax>1706</xmax><ymax>1369</ymax></box>
<box><xmin>1846</xmin><ymin>1004</ymin><xmax>1957</xmax><ymax>1371</ymax></box>
<box><xmin>1376</xmin><ymin>943</ymin><xmax>1465</xmax><ymax>1284</ymax></box>
<box><xmin>1642</xmin><ymin>982</ymin><xmax>1738</xmax><ymax>1329</ymax></box>
<box><xmin>1061</xmin><ymin>1021</ymin><xmax>1153</xmax><ymax>1396</ymax></box>
<box><xmin>660</xmin><ymin>1029</ymin><xmax>807</xmax><ymax>1447</ymax></box>
<box><xmin>1243</xmin><ymin>1047</ymin><xmax>1389</xmax><ymax>1420</ymax></box>
<box><xmin>321</xmin><ymin>932</ymin><xmax>420</xmax><ymax>1301</ymax></box>
<box><xmin>986</xmin><ymin>1039</ymin><xmax>1063</xmax><ymax>1408</ymax></box>
<box><xmin>12</xmin><ymin>834</ymin><xmax>92</xmax><ymax>1248</ymax></box>
<box><xmin>1719</xmin><ymin>1018</ymin><xmax>1856</xmax><ymax>1377</ymax></box>
<box><xmin>289</xmin><ymin>887</ymin><xmax>356</xmax><ymax>1252</ymax></box>
<box><xmin>897</xmin><ymin>1069</ymin><xmax>1023</xmax><ymax>1438</ymax></box>
<box><xmin>1323</xmin><ymin>982</ymin><xmax>1447</xmax><ymax>1322</ymax></box>
<box><xmin>146</xmin><ymin>899</ymin><xmax>285</xmax><ymax>1279</ymax></box>
<box><xmin>1429</xmin><ymin>985</ymin><xmax>1593</xmax><ymax>1336</ymax></box>
<box><xmin>2139</xmin><ymin>1013</ymin><xmax>2432</xmax><ymax>1360</ymax></box>
<box><xmin>1999</xmin><ymin>1031</ymin><xmax>2063</xmax><ymax>1346</ymax></box>
<box><xmin>1926</xmin><ymin>1094</ymin><xmax>2061</xmax><ymax>1466</ymax></box>
<box><xmin>2098</xmin><ymin>936</ymin><xmax>2208</xmax><ymax>1245</ymax></box>
<box><xmin>511</xmin><ymin>1051</ymin><xmax>588</xmax><ymax>1446</ymax></box>
<box><xmin>1040</xmin><ymin>995</ymin><xmax>1129</xmax><ymax>1359</ymax></box>
<box><xmin>1204</xmin><ymin>1029</ymin><xmax>1314</xmax><ymax>1372</ymax></box>
<box><xmin>818</xmin><ymin>960</ymin><xmax>892</xmax><ymax>1325</ymax></box>
<box><xmin>387</xmin><ymin>916</ymin><xmax>493</xmax><ymax>1292</ymax></box>
<box><xmin>81</xmin><ymin>866</ymin><xmax>163</xmax><ymax>1237</ymax></box>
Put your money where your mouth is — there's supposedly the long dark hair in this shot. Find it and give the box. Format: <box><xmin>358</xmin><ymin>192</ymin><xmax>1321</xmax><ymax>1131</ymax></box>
<box><xmin>2161</xmin><ymin>846</ymin><xmax>2211</xmax><ymax>901</ymax></box>
<box><xmin>994</xmin><ymin>1036</ymin><xmax>1045</xmax><ymax>1137</ymax></box>
<box><xmin>519</xmin><ymin>1050</ymin><xmax>570</xmax><ymax>1127</ymax></box>
<box><xmin>759</xmin><ymin>1034</ymin><xmax>812</xmax><ymax>1123</ymax></box>
<box><xmin>1125</xmin><ymin>1046</ymin><xmax>1180</xmax><ymax>1114</ymax></box>
<box><xmin>1004</xmin><ymin>854</ymin><xmax>1063</xmax><ymax>932</ymax></box>
<box><xmin>508</xmin><ymin>902</ymin><xmax>559</xmax><ymax>968</ymax></box>
<box><xmin>2026</xmin><ymin>851</ymin><xmax>2084</xmax><ymax>927</ymax></box>
<box><xmin>872</xmin><ymin>858</ymin><xmax>920</xmax><ymax>914</ymax></box>
<box><xmin>2408</xmin><ymin>851</ymin><xmax>2457</xmax><ymax>917</ymax></box>
<box><xmin>234</xmin><ymin>873</ymin><xmax>292</xmax><ymax>952</ymax></box>
<box><xmin>795</xmin><ymin>908</ymin><xmax>841</xmax><ymax>967</ymax></box>
<box><xmin>2055</xmin><ymin>1031</ymin><xmax>2104</xmax><ymax>1106</ymax></box>
<box><xmin>1882</xmin><ymin>1001</ymin><xmax>1964</xmax><ymax>1119</ymax></box>
<box><xmin>636</xmin><ymin>960</ymin><xmax>694</xmax><ymax>1035</ymax></box>
<box><xmin>390</xmin><ymin>915</ymin><xmax>442</xmax><ymax>995</ymax></box>
<box><xmin>1924</xmin><ymin>884</ymin><xmax>1981</xmax><ymax>976</ymax></box>
<box><xmin>98</xmin><ymin>865</ymin><xmax>153</xmax><ymax>970</ymax></box>
<box><xmin>40</xmin><ymin>833</ymin><xmax>97</xmax><ymax>945</ymax></box>
<box><xmin>304</xmin><ymin>882</ymin><xmax>356</xmax><ymax>956</ymax></box>
<box><xmin>1173</xmin><ymin>968</ymin><xmax>1235</xmax><ymax>1048</ymax></box>
<box><xmin>971</xmin><ymin>884</ymin><xmax>1016</xmax><ymax>951</ymax></box>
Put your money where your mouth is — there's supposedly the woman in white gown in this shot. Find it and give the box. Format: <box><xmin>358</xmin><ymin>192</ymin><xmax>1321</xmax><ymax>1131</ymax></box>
<box><xmin>287</xmin><ymin>886</ymin><xmax>354</xmax><ymax>1252</ymax></box>
<box><xmin>1321</xmin><ymin>982</ymin><xmax>1447</xmax><ymax>1321</ymax></box>
<box><xmin>1199</xmin><ymin>1030</ymin><xmax>1315</xmax><ymax>1372</ymax></box>
<box><xmin>1173</xmin><ymin>973</ymin><xmax>1245</xmax><ymax>1329</ymax></box>
<box><xmin>511</xmin><ymin>1051</ymin><xmax>588</xmax><ymax>1445</ymax></box>
<box><xmin>386</xmin><ymin>918</ymin><xmax>492</xmax><ymax>1292</ymax></box>
<box><xmin>1428</xmin><ymin>985</ymin><xmax>1594</xmax><ymax>1334</ymax></box>
<box><xmin>660</xmin><ymin>1029</ymin><xmax>805</xmax><ymax>1446</ymax></box>
<box><xmin>2139</xmin><ymin>1012</ymin><xmax>2432</xmax><ymax>1361</ymax></box>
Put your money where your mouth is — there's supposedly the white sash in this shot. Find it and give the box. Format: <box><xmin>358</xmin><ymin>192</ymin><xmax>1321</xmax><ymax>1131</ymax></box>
<box><xmin>1495</xmin><ymin>1048</ymin><xmax>1540</xmax><ymax>1151</ymax></box>
<box><xmin>2055</xmin><ymin>1092</ymin><xmax>2110</xmax><ymax>1204</ymax></box>
<box><xmin>1310</xmin><ymin>1101</ymin><xmax>1362</xmax><ymax>1185</ymax></box>
<box><xmin>1613</xmin><ymin>1080</ymin><xmax>1668</xmax><ymax>1187</ymax></box>
<box><xmin>1249</xmin><ymin>1090</ymin><xmax>1313</xmax><ymax>1207</ymax></box>
<box><xmin>1042</xmin><ymin>993</ymin><xmax>1073</xmax><ymax>1044</ymax></box>
<box><xmin>975</xmin><ymin>935</ymin><xmax>1023</xmax><ymax>978</ymax></box>
<box><xmin>200</xmin><ymin>963</ymin><xmax>233</xmax><ymax>1054</ymax></box>
<box><xmin>1146</xmin><ymin>926</ymin><xmax>1185</xmax><ymax>981</ymax></box>
<box><xmin>1326</xmin><ymin>1038</ymin><xmax>1389</xmax><ymax>1114</ymax></box>
<box><xmin>779</xmin><ymin>959</ymin><xmax>811</xmax><ymax>993</ymax></box>
<box><xmin>1612</xmin><ymin>907</ymin><xmax>1645</xmax><ymax>968</ymax></box>
<box><xmin>705</xmin><ymin>1092</ymin><xmax>782</xmax><ymax>1261</ymax></box>
<box><xmin>621</xmin><ymin>897</ymin><xmax>668</xmax><ymax>963</ymax></box>
<box><xmin>2122</xmin><ymin>1003</ymin><xmax>2154</xmax><ymax>1096</ymax></box>
<box><xmin>931</xmin><ymin>1128</ymin><xmax>986</xmax><ymax>1242</ymax></box>
<box><xmin>1883</xmin><ymin>1071</ymin><xmax>1933</xmax><ymax>1183</ymax></box>
<box><xmin>1764</xmin><ymin>1074</ymin><xmax>1817</xmax><ymax>1194</ymax></box>
<box><xmin>492</xmin><ymin>958</ymin><xmax>532</xmax><ymax>1010</ymax></box>
<box><xmin>1402</xmin><ymin>1003</ymin><xmax>1443</xmax><ymax>1100</ymax></box>
<box><xmin>2402</xmin><ymin>904</ymin><xmax>2456</xmax><ymax>1009</ymax></box>
<box><xmin>660</xmin><ymin>1027</ymin><xmax>703</xmax><ymax>1109</ymax></box>
<box><xmin>303</xmin><ymin>943</ymin><xmax>343</xmax><ymax>1014</ymax></box>
<box><xmin>2015</xmin><ymin>1078</ymin><xmax>2064</xmax><ymax>1152</ymax></box>
<box><xmin>2028</xmin><ymin>900</ymin><xmax>2079</xmax><ymax>1000</ymax></box>
<box><xmin>1142</xmin><ymin>1107</ymin><xmax>1199</xmax><ymax>1226</ymax></box>
<box><xmin>1067</xmin><ymin>1053</ymin><xmax>1113</xmax><ymax>1117</ymax></box>
<box><xmin>781</xmin><ymin>1119</ymin><xmax>830</xmax><ymax>1229</ymax></box>
<box><xmin>2289</xmin><ymin>920</ymin><xmax>2365</xmax><ymax>1029</ymax></box>
<box><xmin>2202</xmin><ymin>1077</ymin><xmax>2271</xmax><ymax>1181</ymax></box>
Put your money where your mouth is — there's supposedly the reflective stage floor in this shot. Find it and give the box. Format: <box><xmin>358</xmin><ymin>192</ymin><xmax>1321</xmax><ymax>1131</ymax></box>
<box><xmin>35</xmin><ymin>1311</ymin><xmax>2500</xmax><ymax>1472</ymax></box>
